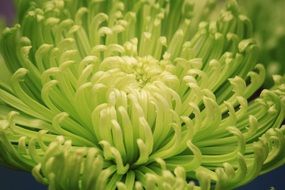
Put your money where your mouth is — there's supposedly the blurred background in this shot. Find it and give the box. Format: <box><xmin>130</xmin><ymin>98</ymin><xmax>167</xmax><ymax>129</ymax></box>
<box><xmin>0</xmin><ymin>0</ymin><xmax>284</xmax><ymax>189</ymax></box>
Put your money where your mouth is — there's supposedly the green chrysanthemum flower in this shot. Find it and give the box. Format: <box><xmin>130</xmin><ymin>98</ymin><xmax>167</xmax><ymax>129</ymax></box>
<box><xmin>0</xmin><ymin>0</ymin><xmax>284</xmax><ymax>189</ymax></box>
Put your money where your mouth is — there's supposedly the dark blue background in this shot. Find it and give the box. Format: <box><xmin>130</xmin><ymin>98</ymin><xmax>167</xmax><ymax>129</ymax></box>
<box><xmin>0</xmin><ymin>0</ymin><xmax>284</xmax><ymax>189</ymax></box>
<box><xmin>0</xmin><ymin>165</ymin><xmax>284</xmax><ymax>189</ymax></box>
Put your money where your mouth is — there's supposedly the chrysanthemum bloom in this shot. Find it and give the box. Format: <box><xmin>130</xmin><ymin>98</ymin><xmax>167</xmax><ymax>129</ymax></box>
<box><xmin>0</xmin><ymin>0</ymin><xmax>284</xmax><ymax>189</ymax></box>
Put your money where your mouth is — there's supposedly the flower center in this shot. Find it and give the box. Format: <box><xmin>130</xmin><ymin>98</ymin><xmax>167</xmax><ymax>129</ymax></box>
<box><xmin>99</xmin><ymin>55</ymin><xmax>178</xmax><ymax>90</ymax></box>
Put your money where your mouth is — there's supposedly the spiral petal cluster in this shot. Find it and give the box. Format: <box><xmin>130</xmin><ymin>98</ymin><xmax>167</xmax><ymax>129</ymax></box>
<box><xmin>0</xmin><ymin>0</ymin><xmax>284</xmax><ymax>189</ymax></box>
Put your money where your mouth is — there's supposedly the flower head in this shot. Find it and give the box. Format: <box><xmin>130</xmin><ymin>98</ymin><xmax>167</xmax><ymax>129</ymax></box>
<box><xmin>0</xmin><ymin>0</ymin><xmax>284</xmax><ymax>189</ymax></box>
